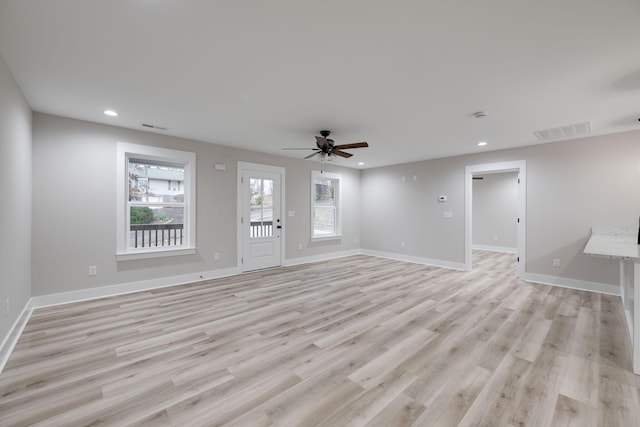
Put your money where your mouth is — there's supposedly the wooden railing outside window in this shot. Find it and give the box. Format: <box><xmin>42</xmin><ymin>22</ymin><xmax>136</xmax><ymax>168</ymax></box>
<box><xmin>250</xmin><ymin>221</ymin><xmax>273</xmax><ymax>238</ymax></box>
<box><xmin>130</xmin><ymin>223</ymin><xmax>183</xmax><ymax>248</ymax></box>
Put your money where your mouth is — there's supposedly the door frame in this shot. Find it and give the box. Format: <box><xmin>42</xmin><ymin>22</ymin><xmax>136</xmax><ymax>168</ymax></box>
<box><xmin>237</xmin><ymin>161</ymin><xmax>286</xmax><ymax>272</ymax></box>
<box><xmin>465</xmin><ymin>160</ymin><xmax>526</xmax><ymax>277</ymax></box>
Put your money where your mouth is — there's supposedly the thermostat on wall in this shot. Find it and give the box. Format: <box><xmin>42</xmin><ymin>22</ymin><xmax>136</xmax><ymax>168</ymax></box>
<box><xmin>438</xmin><ymin>195</ymin><xmax>447</xmax><ymax>203</ymax></box>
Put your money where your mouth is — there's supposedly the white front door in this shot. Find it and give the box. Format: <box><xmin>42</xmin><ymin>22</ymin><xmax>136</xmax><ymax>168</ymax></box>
<box><xmin>238</xmin><ymin>162</ymin><xmax>284</xmax><ymax>272</ymax></box>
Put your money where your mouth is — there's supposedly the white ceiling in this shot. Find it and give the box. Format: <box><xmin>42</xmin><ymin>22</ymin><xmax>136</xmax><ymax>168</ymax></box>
<box><xmin>1</xmin><ymin>0</ymin><xmax>639</xmax><ymax>169</ymax></box>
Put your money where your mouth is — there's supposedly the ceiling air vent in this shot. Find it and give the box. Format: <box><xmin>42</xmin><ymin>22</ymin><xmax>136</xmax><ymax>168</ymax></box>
<box><xmin>141</xmin><ymin>123</ymin><xmax>168</xmax><ymax>131</ymax></box>
<box><xmin>533</xmin><ymin>122</ymin><xmax>591</xmax><ymax>142</ymax></box>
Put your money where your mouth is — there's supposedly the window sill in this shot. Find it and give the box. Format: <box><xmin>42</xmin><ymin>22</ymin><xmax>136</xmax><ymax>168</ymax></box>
<box><xmin>311</xmin><ymin>235</ymin><xmax>342</xmax><ymax>242</ymax></box>
<box><xmin>116</xmin><ymin>247</ymin><xmax>196</xmax><ymax>261</ymax></box>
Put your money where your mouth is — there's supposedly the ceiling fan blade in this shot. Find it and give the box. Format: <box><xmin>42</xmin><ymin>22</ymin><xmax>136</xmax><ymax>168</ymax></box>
<box><xmin>304</xmin><ymin>152</ymin><xmax>321</xmax><ymax>159</ymax></box>
<box><xmin>315</xmin><ymin>136</ymin><xmax>329</xmax><ymax>150</ymax></box>
<box><xmin>333</xmin><ymin>142</ymin><xmax>368</xmax><ymax>150</ymax></box>
<box><xmin>332</xmin><ymin>149</ymin><xmax>353</xmax><ymax>158</ymax></box>
<box><xmin>282</xmin><ymin>148</ymin><xmax>318</xmax><ymax>150</ymax></box>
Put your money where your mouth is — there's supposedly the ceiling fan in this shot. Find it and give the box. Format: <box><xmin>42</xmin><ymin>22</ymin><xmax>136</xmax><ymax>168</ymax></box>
<box><xmin>284</xmin><ymin>130</ymin><xmax>368</xmax><ymax>160</ymax></box>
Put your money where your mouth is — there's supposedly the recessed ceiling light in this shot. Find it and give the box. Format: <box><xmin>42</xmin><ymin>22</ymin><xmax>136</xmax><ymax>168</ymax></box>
<box><xmin>477</xmin><ymin>141</ymin><xmax>488</xmax><ymax>146</ymax></box>
<box><xmin>104</xmin><ymin>109</ymin><xmax>118</xmax><ymax>117</ymax></box>
<box><xmin>358</xmin><ymin>162</ymin><xmax>364</xmax><ymax>166</ymax></box>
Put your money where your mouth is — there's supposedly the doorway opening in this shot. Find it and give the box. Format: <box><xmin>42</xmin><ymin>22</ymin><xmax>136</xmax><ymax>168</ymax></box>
<box><xmin>465</xmin><ymin>161</ymin><xmax>526</xmax><ymax>277</ymax></box>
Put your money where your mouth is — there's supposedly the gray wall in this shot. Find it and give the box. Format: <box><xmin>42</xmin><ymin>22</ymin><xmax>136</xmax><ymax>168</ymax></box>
<box><xmin>0</xmin><ymin>56</ymin><xmax>32</xmax><ymax>338</ymax></box>
<box><xmin>14</xmin><ymin>92</ymin><xmax>640</xmax><ymax>301</ymax></box>
<box><xmin>32</xmin><ymin>113</ymin><xmax>360</xmax><ymax>296</ymax></box>
<box><xmin>361</xmin><ymin>130</ymin><xmax>640</xmax><ymax>286</ymax></box>
<box><xmin>360</xmin><ymin>157</ymin><xmax>465</xmax><ymax>263</ymax></box>
<box><xmin>472</xmin><ymin>172</ymin><xmax>518</xmax><ymax>249</ymax></box>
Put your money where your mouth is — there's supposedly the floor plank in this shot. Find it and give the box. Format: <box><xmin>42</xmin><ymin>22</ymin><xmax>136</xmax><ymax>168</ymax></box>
<box><xmin>0</xmin><ymin>251</ymin><xmax>638</xmax><ymax>426</ymax></box>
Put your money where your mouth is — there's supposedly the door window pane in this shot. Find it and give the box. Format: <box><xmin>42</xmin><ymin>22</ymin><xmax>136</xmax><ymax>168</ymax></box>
<box><xmin>250</xmin><ymin>178</ymin><xmax>274</xmax><ymax>238</ymax></box>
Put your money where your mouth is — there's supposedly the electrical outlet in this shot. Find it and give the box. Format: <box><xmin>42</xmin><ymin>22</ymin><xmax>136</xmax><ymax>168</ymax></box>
<box><xmin>401</xmin><ymin>242</ymin><xmax>405</xmax><ymax>248</ymax></box>
<box><xmin>354</xmin><ymin>237</ymin><xmax>358</xmax><ymax>244</ymax></box>
<box><xmin>89</xmin><ymin>266</ymin><xmax>97</xmax><ymax>276</ymax></box>
<box><xmin>214</xmin><ymin>252</ymin><xmax>220</xmax><ymax>261</ymax></box>
<box><xmin>493</xmin><ymin>235</ymin><xmax>498</xmax><ymax>241</ymax></box>
<box><xmin>298</xmin><ymin>243</ymin><xmax>303</xmax><ymax>251</ymax></box>
<box><xmin>553</xmin><ymin>259</ymin><xmax>561</xmax><ymax>268</ymax></box>
<box><xmin>5</xmin><ymin>299</ymin><xmax>9</xmax><ymax>315</ymax></box>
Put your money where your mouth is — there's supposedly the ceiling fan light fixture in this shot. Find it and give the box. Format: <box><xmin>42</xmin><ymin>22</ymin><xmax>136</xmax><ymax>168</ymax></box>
<box><xmin>285</xmin><ymin>130</ymin><xmax>368</xmax><ymax>161</ymax></box>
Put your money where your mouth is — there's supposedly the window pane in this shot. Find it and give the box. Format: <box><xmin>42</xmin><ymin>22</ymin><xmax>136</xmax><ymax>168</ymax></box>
<box><xmin>311</xmin><ymin>171</ymin><xmax>340</xmax><ymax>239</ymax></box>
<box><xmin>314</xmin><ymin>178</ymin><xmax>336</xmax><ymax>235</ymax></box>
<box><xmin>314</xmin><ymin>206</ymin><xmax>336</xmax><ymax>236</ymax></box>
<box><xmin>314</xmin><ymin>179</ymin><xmax>335</xmax><ymax>207</ymax></box>
<box><xmin>249</xmin><ymin>178</ymin><xmax>274</xmax><ymax>238</ymax></box>
<box><xmin>118</xmin><ymin>142</ymin><xmax>196</xmax><ymax>257</ymax></box>
<box><xmin>129</xmin><ymin>206</ymin><xmax>185</xmax><ymax>248</ymax></box>
<box><xmin>129</xmin><ymin>160</ymin><xmax>185</xmax><ymax>203</ymax></box>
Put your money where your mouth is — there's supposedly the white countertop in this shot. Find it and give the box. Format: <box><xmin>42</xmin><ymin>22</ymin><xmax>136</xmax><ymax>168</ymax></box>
<box><xmin>584</xmin><ymin>226</ymin><xmax>640</xmax><ymax>260</ymax></box>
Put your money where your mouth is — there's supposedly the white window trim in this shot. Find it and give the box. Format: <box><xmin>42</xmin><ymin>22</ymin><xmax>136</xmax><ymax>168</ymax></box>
<box><xmin>116</xmin><ymin>142</ymin><xmax>196</xmax><ymax>261</ymax></box>
<box><xmin>311</xmin><ymin>170</ymin><xmax>342</xmax><ymax>240</ymax></box>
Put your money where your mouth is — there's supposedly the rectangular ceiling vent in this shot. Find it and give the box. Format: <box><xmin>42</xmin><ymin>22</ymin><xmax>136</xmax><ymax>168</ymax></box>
<box><xmin>141</xmin><ymin>123</ymin><xmax>168</xmax><ymax>131</ymax></box>
<box><xmin>533</xmin><ymin>121</ymin><xmax>591</xmax><ymax>142</ymax></box>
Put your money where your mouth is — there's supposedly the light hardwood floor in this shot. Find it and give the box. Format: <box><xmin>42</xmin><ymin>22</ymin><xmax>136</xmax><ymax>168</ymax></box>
<box><xmin>1</xmin><ymin>251</ymin><xmax>639</xmax><ymax>426</ymax></box>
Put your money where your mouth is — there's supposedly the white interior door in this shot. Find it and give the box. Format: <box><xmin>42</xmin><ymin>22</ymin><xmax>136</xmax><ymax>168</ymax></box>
<box><xmin>238</xmin><ymin>163</ymin><xmax>284</xmax><ymax>272</ymax></box>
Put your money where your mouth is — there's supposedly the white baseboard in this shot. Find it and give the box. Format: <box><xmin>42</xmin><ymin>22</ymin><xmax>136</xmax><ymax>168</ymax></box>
<box><xmin>523</xmin><ymin>273</ymin><xmax>619</xmax><ymax>296</ymax></box>
<box><xmin>472</xmin><ymin>244</ymin><xmax>517</xmax><ymax>254</ymax></box>
<box><xmin>361</xmin><ymin>249</ymin><xmax>466</xmax><ymax>271</ymax></box>
<box><xmin>0</xmin><ymin>298</ymin><xmax>33</xmax><ymax>374</ymax></box>
<box><xmin>283</xmin><ymin>249</ymin><xmax>363</xmax><ymax>267</ymax></box>
<box><xmin>31</xmin><ymin>266</ymin><xmax>241</xmax><ymax>309</ymax></box>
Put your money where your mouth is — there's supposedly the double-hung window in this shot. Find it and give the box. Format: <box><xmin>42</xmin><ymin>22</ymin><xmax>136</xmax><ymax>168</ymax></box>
<box><xmin>116</xmin><ymin>142</ymin><xmax>196</xmax><ymax>260</ymax></box>
<box><xmin>311</xmin><ymin>170</ymin><xmax>341</xmax><ymax>239</ymax></box>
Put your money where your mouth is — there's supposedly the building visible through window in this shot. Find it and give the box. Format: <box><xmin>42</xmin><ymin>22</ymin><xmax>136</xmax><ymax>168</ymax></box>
<box><xmin>116</xmin><ymin>142</ymin><xmax>196</xmax><ymax>259</ymax></box>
